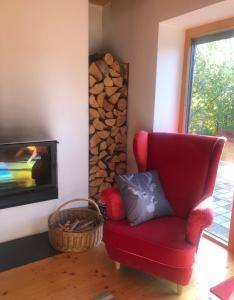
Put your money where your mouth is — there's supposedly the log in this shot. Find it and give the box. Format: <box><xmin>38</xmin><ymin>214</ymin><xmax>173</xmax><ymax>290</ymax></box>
<box><xmin>107</xmin><ymin>136</ymin><xmax>114</xmax><ymax>146</ymax></box>
<box><xmin>113</xmin><ymin>109</ymin><xmax>124</xmax><ymax>117</ymax></box>
<box><xmin>89</xmin><ymin>95</ymin><xmax>98</xmax><ymax>108</ymax></box>
<box><xmin>89</xmin><ymin>125</ymin><xmax>95</xmax><ymax>135</ymax></box>
<box><xmin>116</xmin><ymin>163</ymin><xmax>126</xmax><ymax>175</ymax></box>
<box><xmin>112</xmin><ymin>155</ymin><xmax>121</xmax><ymax>163</ymax></box>
<box><xmin>96</xmin><ymin>60</ymin><xmax>109</xmax><ymax>77</ymax></box>
<box><xmin>89</xmin><ymin>178</ymin><xmax>104</xmax><ymax>187</ymax></box>
<box><xmin>109</xmin><ymin>68</ymin><xmax>120</xmax><ymax>78</ymax></box>
<box><xmin>103</xmin><ymin>53</ymin><xmax>114</xmax><ymax>66</ymax></box>
<box><xmin>89</xmin><ymin>174</ymin><xmax>96</xmax><ymax>181</ymax></box>
<box><xmin>90</xmin><ymin>82</ymin><xmax>104</xmax><ymax>95</ymax></box>
<box><xmin>117</xmin><ymin>98</ymin><xmax>127</xmax><ymax>111</ymax></box>
<box><xmin>116</xmin><ymin>168</ymin><xmax>126</xmax><ymax>176</ymax></box>
<box><xmin>90</xmin><ymin>155</ymin><xmax>99</xmax><ymax>164</ymax></box>
<box><xmin>119</xmin><ymin>153</ymin><xmax>126</xmax><ymax>161</ymax></box>
<box><xmin>105</xmin><ymin>86</ymin><xmax>119</xmax><ymax>97</ymax></box>
<box><xmin>90</xmin><ymin>147</ymin><xmax>98</xmax><ymax>155</ymax></box>
<box><xmin>96</xmin><ymin>169</ymin><xmax>107</xmax><ymax>178</ymax></box>
<box><xmin>111</xmin><ymin>126</ymin><xmax>119</xmax><ymax>137</ymax></box>
<box><xmin>121</xmin><ymin>63</ymin><xmax>128</xmax><ymax>80</ymax></box>
<box><xmin>89</xmin><ymin>108</ymin><xmax>99</xmax><ymax>120</ymax></box>
<box><xmin>89</xmin><ymin>187</ymin><xmax>98</xmax><ymax>197</ymax></box>
<box><xmin>103</xmin><ymin>99</ymin><xmax>114</xmax><ymax>112</ymax></box>
<box><xmin>98</xmin><ymin>108</ymin><xmax>106</xmax><ymax>119</ymax></box>
<box><xmin>112</xmin><ymin>77</ymin><xmax>123</xmax><ymax>88</ymax></box>
<box><xmin>111</xmin><ymin>61</ymin><xmax>121</xmax><ymax>73</ymax></box>
<box><xmin>99</xmin><ymin>141</ymin><xmax>107</xmax><ymax>150</ymax></box>
<box><xmin>106</xmin><ymin>177</ymin><xmax>113</xmax><ymax>183</ymax></box>
<box><xmin>99</xmin><ymin>150</ymin><xmax>108</xmax><ymax>159</ymax></box>
<box><xmin>98</xmin><ymin>160</ymin><xmax>106</xmax><ymax>169</ymax></box>
<box><xmin>69</xmin><ymin>219</ymin><xmax>80</xmax><ymax>232</ymax></box>
<box><xmin>99</xmin><ymin>182</ymin><xmax>111</xmax><ymax>192</ymax></box>
<box><xmin>106</xmin><ymin>111</ymin><xmax>114</xmax><ymax>118</ymax></box>
<box><xmin>90</xmin><ymin>159</ymin><xmax>98</xmax><ymax>166</ymax></box>
<box><xmin>90</xmin><ymin>134</ymin><xmax>101</xmax><ymax>147</ymax></box>
<box><xmin>97</xmin><ymin>130</ymin><xmax>110</xmax><ymax>139</ymax></box>
<box><xmin>121</xmin><ymin>133</ymin><xmax>127</xmax><ymax>145</ymax></box>
<box><xmin>116</xmin><ymin>116</ymin><xmax>126</xmax><ymax>127</ymax></box>
<box><xmin>115</xmin><ymin>144</ymin><xmax>126</xmax><ymax>151</ymax></box>
<box><xmin>120</xmin><ymin>126</ymin><xmax>127</xmax><ymax>135</ymax></box>
<box><xmin>59</xmin><ymin>220</ymin><xmax>71</xmax><ymax>231</ymax></box>
<box><xmin>104</xmin><ymin>76</ymin><xmax>114</xmax><ymax>87</ymax></box>
<box><xmin>121</xmin><ymin>109</ymin><xmax>127</xmax><ymax>116</ymax></box>
<box><xmin>93</xmin><ymin>118</ymin><xmax>106</xmax><ymax>131</ymax></box>
<box><xmin>75</xmin><ymin>219</ymin><xmax>97</xmax><ymax>232</ymax></box>
<box><xmin>108</xmin><ymin>162</ymin><xmax>115</xmax><ymax>171</ymax></box>
<box><xmin>89</xmin><ymin>166</ymin><xmax>99</xmax><ymax>174</ymax></box>
<box><xmin>97</xmin><ymin>92</ymin><xmax>106</xmax><ymax>107</ymax></box>
<box><xmin>108</xmin><ymin>144</ymin><xmax>116</xmax><ymax>155</ymax></box>
<box><xmin>110</xmin><ymin>172</ymin><xmax>115</xmax><ymax>178</ymax></box>
<box><xmin>105</xmin><ymin>118</ymin><xmax>116</xmax><ymax>127</ymax></box>
<box><xmin>89</xmin><ymin>62</ymin><xmax>103</xmax><ymax>81</ymax></box>
<box><xmin>89</xmin><ymin>75</ymin><xmax>97</xmax><ymax>88</ymax></box>
<box><xmin>109</xmin><ymin>92</ymin><xmax>121</xmax><ymax>104</ymax></box>
<box><xmin>115</xmin><ymin>133</ymin><xmax>122</xmax><ymax>144</ymax></box>
<box><xmin>120</xmin><ymin>84</ymin><xmax>128</xmax><ymax>97</ymax></box>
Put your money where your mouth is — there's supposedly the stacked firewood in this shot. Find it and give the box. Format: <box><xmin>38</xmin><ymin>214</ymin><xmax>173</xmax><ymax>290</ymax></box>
<box><xmin>58</xmin><ymin>217</ymin><xmax>100</xmax><ymax>233</ymax></box>
<box><xmin>89</xmin><ymin>53</ymin><xmax>129</xmax><ymax>200</ymax></box>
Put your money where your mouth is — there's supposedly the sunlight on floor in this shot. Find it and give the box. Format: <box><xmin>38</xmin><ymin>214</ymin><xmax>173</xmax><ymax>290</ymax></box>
<box><xmin>191</xmin><ymin>238</ymin><xmax>232</xmax><ymax>299</ymax></box>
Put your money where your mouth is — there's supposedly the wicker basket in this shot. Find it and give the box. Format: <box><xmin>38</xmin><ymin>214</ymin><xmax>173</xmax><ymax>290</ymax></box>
<box><xmin>48</xmin><ymin>198</ymin><xmax>103</xmax><ymax>253</ymax></box>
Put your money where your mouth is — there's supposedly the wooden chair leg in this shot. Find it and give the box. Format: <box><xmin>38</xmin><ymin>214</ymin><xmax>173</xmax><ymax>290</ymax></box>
<box><xmin>114</xmin><ymin>261</ymin><xmax>120</xmax><ymax>270</ymax></box>
<box><xmin>177</xmin><ymin>284</ymin><xmax>183</xmax><ymax>295</ymax></box>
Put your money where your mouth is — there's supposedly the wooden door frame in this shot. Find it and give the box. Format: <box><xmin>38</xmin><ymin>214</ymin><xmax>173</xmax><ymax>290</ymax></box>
<box><xmin>178</xmin><ymin>17</ymin><xmax>234</xmax><ymax>133</ymax></box>
<box><xmin>228</xmin><ymin>197</ymin><xmax>234</xmax><ymax>253</ymax></box>
<box><xmin>178</xmin><ymin>17</ymin><xmax>234</xmax><ymax>252</ymax></box>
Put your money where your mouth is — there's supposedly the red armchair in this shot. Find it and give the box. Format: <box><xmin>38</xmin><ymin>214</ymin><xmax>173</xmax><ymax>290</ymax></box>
<box><xmin>101</xmin><ymin>131</ymin><xmax>226</xmax><ymax>292</ymax></box>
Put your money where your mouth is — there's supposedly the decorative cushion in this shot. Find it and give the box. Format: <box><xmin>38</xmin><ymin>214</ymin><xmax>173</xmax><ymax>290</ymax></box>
<box><xmin>100</xmin><ymin>187</ymin><xmax>126</xmax><ymax>221</ymax></box>
<box><xmin>115</xmin><ymin>170</ymin><xmax>174</xmax><ymax>226</ymax></box>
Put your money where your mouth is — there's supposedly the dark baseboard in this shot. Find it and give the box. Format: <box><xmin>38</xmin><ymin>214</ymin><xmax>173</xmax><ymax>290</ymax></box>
<box><xmin>0</xmin><ymin>232</ymin><xmax>59</xmax><ymax>272</ymax></box>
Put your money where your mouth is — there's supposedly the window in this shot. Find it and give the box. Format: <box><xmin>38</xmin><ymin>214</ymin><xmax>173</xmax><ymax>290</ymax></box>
<box><xmin>179</xmin><ymin>18</ymin><xmax>234</xmax><ymax>251</ymax></box>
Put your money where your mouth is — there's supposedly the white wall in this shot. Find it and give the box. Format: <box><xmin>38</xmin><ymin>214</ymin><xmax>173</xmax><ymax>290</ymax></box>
<box><xmin>0</xmin><ymin>0</ymin><xmax>89</xmax><ymax>242</ymax></box>
<box><xmin>89</xmin><ymin>4</ymin><xmax>103</xmax><ymax>54</ymax></box>
<box><xmin>154</xmin><ymin>24</ymin><xmax>185</xmax><ymax>132</ymax></box>
<box><xmin>154</xmin><ymin>0</ymin><xmax>234</xmax><ymax>133</ymax></box>
<box><xmin>103</xmin><ymin>0</ymin><xmax>227</xmax><ymax>172</ymax></box>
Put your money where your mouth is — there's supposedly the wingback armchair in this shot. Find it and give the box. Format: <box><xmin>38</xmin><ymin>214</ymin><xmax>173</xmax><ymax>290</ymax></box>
<box><xmin>101</xmin><ymin>131</ymin><xmax>226</xmax><ymax>292</ymax></box>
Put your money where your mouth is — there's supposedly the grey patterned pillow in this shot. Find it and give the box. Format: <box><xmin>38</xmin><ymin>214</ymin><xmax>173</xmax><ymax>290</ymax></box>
<box><xmin>115</xmin><ymin>170</ymin><xmax>174</xmax><ymax>226</ymax></box>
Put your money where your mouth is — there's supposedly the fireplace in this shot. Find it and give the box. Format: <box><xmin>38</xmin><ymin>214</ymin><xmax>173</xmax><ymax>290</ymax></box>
<box><xmin>0</xmin><ymin>140</ymin><xmax>58</xmax><ymax>209</ymax></box>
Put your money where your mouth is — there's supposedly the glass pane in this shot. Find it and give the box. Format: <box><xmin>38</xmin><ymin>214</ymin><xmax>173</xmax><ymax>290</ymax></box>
<box><xmin>0</xmin><ymin>145</ymin><xmax>52</xmax><ymax>193</ymax></box>
<box><xmin>188</xmin><ymin>37</ymin><xmax>234</xmax><ymax>243</ymax></box>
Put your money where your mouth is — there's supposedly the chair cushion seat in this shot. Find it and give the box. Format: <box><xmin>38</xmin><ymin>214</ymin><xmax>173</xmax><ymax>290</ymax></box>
<box><xmin>104</xmin><ymin>217</ymin><xmax>196</xmax><ymax>268</ymax></box>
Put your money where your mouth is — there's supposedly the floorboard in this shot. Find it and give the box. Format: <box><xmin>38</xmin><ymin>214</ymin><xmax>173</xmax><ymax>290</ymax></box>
<box><xmin>0</xmin><ymin>238</ymin><xmax>233</xmax><ymax>300</ymax></box>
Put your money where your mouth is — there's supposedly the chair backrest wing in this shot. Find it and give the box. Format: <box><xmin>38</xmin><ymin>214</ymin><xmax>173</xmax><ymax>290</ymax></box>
<box><xmin>134</xmin><ymin>131</ymin><xmax>226</xmax><ymax>218</ymax></box>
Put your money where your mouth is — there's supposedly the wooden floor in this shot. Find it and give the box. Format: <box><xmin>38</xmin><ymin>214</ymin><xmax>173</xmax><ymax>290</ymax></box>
<box><xmin>0</xmin><ymin>238</ymin><xmax>233</xmax><ymax>300</ymax></box>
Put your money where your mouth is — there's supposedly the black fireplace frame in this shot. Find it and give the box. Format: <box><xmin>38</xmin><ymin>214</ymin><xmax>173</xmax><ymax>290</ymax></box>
<box><xmin>0</xmin><ymin>140</ymin><xmax>58</xmax><ymax>209</ymax></box>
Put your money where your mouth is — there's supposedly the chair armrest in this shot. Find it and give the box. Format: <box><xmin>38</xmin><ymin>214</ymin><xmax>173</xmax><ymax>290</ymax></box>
<box><xmin>100</xmin><ymin>187</ymin><xmax>126</xmax><ymax>221</ymax></box>
<box><xmin>186</xmin><ymin>196</ymin><xmax>214</xmax><ymax>246</ymax></box>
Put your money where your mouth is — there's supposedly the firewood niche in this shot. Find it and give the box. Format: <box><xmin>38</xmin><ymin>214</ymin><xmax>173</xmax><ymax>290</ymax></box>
<box><xmin>89</xmin><ymin>53</ymin><xmax>129</xmax><ymax>201</ymax></box>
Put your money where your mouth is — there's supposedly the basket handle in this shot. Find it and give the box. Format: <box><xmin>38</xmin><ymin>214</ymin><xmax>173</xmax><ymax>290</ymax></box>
<box><xmin>48</xmin><ymin>198</ymin><xmax>102</xmax><ymax>224</ymax></box>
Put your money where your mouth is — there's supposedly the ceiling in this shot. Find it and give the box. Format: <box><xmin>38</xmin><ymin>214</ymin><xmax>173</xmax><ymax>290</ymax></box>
<box><xmin>89</xmin><ymin>0</ymin><xmax>110</xmax><ymax>6</ymax></box>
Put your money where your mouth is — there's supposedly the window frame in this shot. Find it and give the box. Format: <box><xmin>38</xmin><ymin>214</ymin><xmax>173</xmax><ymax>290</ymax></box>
<box><xmin>184</xmin><ymin>28</ymin><xmax>234</xmax><ymax>133</ymax></box>
<box><xmin>178</xmin><ymin>17</ymin><xmax>234</xmax><ymax>252</ymax></box>
<box><xmin>178</xmin><ymin>17</ymin><xmax>234</xmax><ymax>133</ymax></box>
